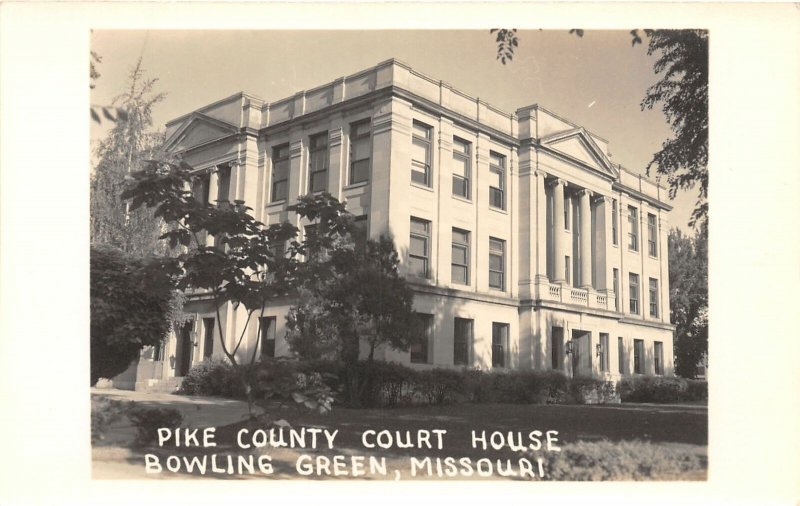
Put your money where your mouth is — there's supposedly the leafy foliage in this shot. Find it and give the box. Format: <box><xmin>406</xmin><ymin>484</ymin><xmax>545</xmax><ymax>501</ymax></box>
<box><xmin>490</xmin><ymin>29</ymin><xmax>518</xmax><ymax>65</ymax></box>
<box><xmin>668</xmin><ymin>225</ymin><xmax>708</xmax><ymax>378</ymax></box>
<box><xmin>127</xmin><ymin>406</ymin><xmax>184</xmax><ymax>446</ymax></box>
<box><xmin>90</xmin><ymin>245</ymin><xmax>178</xmax><ymax>385</ymax></box>
<box><xmin>90</xmin><ymin>58</ymin><xmax>167</xmax><ymax>255</ymax></box>
<box><xmin>641</xmin><ymin>30</ymin><xmax>709</xmax><ymax>228</ymax></box>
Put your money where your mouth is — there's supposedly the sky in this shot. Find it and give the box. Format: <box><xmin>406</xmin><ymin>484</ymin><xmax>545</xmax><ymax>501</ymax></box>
<box><xmin>91</xmin><ymin>29</ymin><xmax>698</xmax><ymax>232</ymax></box>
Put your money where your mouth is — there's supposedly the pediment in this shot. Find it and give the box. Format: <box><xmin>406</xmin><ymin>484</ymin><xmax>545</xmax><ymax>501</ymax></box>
<box><xmin>163</xmin><ymin>113</ymin><xmax>239</xmax><ymax>153</ymax></box>
<box><xmin>540</xmin><ymin>128</ymin><xmax>618</xmax><ymax>179</ymax></box>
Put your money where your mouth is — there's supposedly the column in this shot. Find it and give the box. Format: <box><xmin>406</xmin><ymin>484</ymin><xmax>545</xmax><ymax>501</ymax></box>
<box><xmin>551</xmin><ymin>178</ymin><xmax>566</xmax><ymax>284</ymax></box>
<box><xmin>534</xmin><ymin>170</ymin><xmax>548</xmax><ymax>282</ymax></box>
<box><xmin>206</xmin><ymin>169</ymin><xmax>219</xmax><ymax>246</ymax></box>
<box><xmin>578</xmin><ymin>189</ymin><xmax>593</xmax><ymax>289</ymax></box>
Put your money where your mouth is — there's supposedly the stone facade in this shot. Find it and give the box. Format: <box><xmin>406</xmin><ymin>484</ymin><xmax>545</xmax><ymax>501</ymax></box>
<box><xmin>129</xmin><ymin>59</ymin><xmax>674</xmax><ymax>391</ymax></box>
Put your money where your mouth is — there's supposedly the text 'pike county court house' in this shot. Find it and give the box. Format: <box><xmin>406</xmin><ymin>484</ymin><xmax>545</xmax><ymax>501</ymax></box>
<box><xmin>121</xmin><ymin>59</ymin><xmax>675</xmax><ymax>392</ymax></box>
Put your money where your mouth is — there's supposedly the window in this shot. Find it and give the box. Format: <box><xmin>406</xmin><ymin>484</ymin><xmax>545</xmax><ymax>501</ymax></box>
<box><xmin>271</xmin><ymin>144</ymin><xmax>290</xmax><ymax>202</ymax></box>
<box><xmin>411</xmin><ymin>121</ymin><xmax>432</xmax><ymax>186</ymax></box>
<box><xmin>551</xmin><ymin>327</ymin><xmax>564</xmax><ymax>370</ymax></box>
<box><xmin>308</xmin><ymin>131</ymin><xmax>328</xmax><ymax>193</ymax></box>
<box><xmin>451</xmin><ymin>228</ymin><xmax>470</xmax><ymax>285</ymax></box>
<box><xmin>649</xmin><ymin>278</ymin><xmax>659</xmax><ymax>318</ymax></box>
<box><xmin>647</xmin><ymin>213</ymin><xmax>658</xmax><ymax>257</ymax></box>
<box><xmin>611</xmin><ymin>199</ymin><xmax>619</xmax><ymax>245</ymax></box>
<box><xmin>349</xmin><ymin>120</ymin><xmax>371</xmax><ymax>184</ymax></box>
<box><xmin>259</xmin><ymin>316</ymin><xmax>276</xmax><ymax>358</ymax></box>
<box><xmin>565</xmin><ymin>256</ymin><xmax>571</xmax><ymax>285</ymax></box>
<box><xmin>269</xmin><ymin>240</ymin><xmax>285</xmax><ymax>260</ymax></box>
<box><xmin>194</xmin><ymin>173</ymin><xmax>211</xmax><ymax>205</ymax></box>
<box><xmin>629</xmin><ymin>273</ymin><xmax>640</xmax><ymax>314</ymax></box>
<box><xmin>304</xmin><ymin>224</ymin><xmax>328</xmax><ymax>260</ymax></box>
<box><xmin>654</xmin><ymin>341</ymin><xmax>664</xmax><ymax>375</ymax></box>
<box><xmin>613</xmin><ymin>268</ymin><xmax>620</xmax><ymax>311</ymax></box>
<box><xmin>352</xmin><ymin>215</ymin><xmax>368</xmax><ymax>247</ymax></box>
<box><xmin>202</xmin><ymin>317</ymin><xmax>215</xmax><ymax>359</ymax></box>
<box><xmin>153</xmin><ymin>341</ymin><xmax>165</xmax><ymax>362</ymax></box>
<box><xmin>452</xmin><ymin>137</ymin><xmax>471</xmax><ymax>198</ymax></box>
<box><xmin>492</xmin><ymin>322</ymin><xmax>509</xmax><ymax>368</ymax></box>
<box><xmin>410</xmin><ymin>313</ymin><xmax>433</xmax><ymax>364</ymax></box>
<box><xmin>488</xmin><ymin>237</ymin><xmax>505</xmax><ymax>290</ymax></box>
<box><xmin>628</xmin><ymin>205</ymin><xmax>639</xmax><ymax>251</ymax></box>
<box><xmin>216</xmin><ymin>165</ymin><xmax>231</xmax><ymax>204</ymax></box>
<box><xmin>618</xmin><ymin>337</ymin><xmax>625</xmax><ymax>374</ymax></box>
<box><xmin>599</xmin><ymin>333</ymin><xmax>610</xmax><ymax>372</ymax></box>
<box><xmin>409</xmin><ymin>217</ymin><xmax>431</xmax><ymax>278</ymax></box>
<box><xmin>453</xmin><ymin>318</ymin><xmax>473</xmax><ymax>366</ymax></box>
<box><xmin>633</xmin><ymin>339</ymin><xmax>645</xmax><ymax>374</ymax></box>
<box><xmin>564</xmin><ymin>197</ymin><xmax>571</xmax><ymax>231</ymax></box>
<box><xmin>489</xmin><ymin>152</ymin><xmax>505</xmax><ymax>209</ymax></box>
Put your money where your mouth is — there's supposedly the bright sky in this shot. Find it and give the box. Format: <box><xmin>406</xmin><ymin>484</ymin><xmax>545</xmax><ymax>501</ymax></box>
<box><xmin>91</xmin><ymin>29</ymin><xmax>698</xmax><ymax>232</ymax></box>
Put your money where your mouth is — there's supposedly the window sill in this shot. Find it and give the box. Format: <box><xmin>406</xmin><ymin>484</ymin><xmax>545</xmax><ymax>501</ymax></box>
<box><xmin>343</xmin><ymin>181</ymin><xmax>369</xmax><ymax>191</ymax></box>
<box><xmin>648</xmin><ymin>254</ymin><xmax>658</xmax><ymax>260</ymax></box>
<box><xmin>451</xmin><ymin>194</ymin><xmax>472</xmax><ymax>204</ymax></box>
<box><xmin>266</xmin><ymin>199</ymin><xmax>286</xmax><ymax>209</ymax></box>
<box><xmin>488</xmin><ymin>206</ymin><xmax>508</xmax><ymax>216</ymax></box>
<box><xmin>411</xmin><ymin>182</ymin><xmax>434</xmax><ymax>193</ymax></box>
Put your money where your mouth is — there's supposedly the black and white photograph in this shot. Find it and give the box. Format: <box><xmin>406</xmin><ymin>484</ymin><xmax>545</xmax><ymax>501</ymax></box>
<box><xmin>1</xmin><ymin>2</ymin><xmax>798</xmax><ymax>504</ymax></box>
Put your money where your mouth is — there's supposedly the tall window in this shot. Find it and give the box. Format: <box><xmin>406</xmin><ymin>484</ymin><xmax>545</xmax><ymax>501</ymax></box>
<box><xmin>452</xmin><ymin>137</ymin><xmax>471</xmax><ymax>198</ymax></box>
<box><xmin>492</xmin><ymin>322</ymin><xmax>509</xmax><ymax>368</ymax></box>
<box><xmin>618</xmin><ymin>336</ymin><xmax>625</xmax><ymax>374</ymax></box>
<box><xmin>489</xmin><ymin>152</ymin><xmax>505</xmax><ymax>209</ymax></box>
<box><xmin>565</xmin><ymin>256</ymin><xmax>571</xmax><ymax>285</ymax></box>
<box><xmin>410</xmin><ymin>313</ymin><xmax>433</xmax><ymax>364</ymax></box>
<box><xmin>453</xmin><ymin>317</ymin><xmax>473</xmax><ymax>366</ymax></box>
<box><xmin>216</xmin><ymin>165</ymin><xmax>231</xmax><ymax>204</ymax></box>
<box><xmin>564</xmin><ymin>197</ymin><xmax>571</xmax><ymax>231</ymax></box>
<box><xmin>629</xmin><ymin>273</ymin><xmax>640</xmax><ymax>314</ymax></box>
<box><xmin>308</xmin><ymin>131</ymin><xmax>328</xmax><ymax>193</ymax></box>
<box><xmin>153</xmin><ymin>341</ymin><xmax>165</xmax><ymax>362</ymax></box>
<box><xmin>649</xmin><ymin>277</ymin><xmax>659</xmax><ymax>318</ymax></box>
<box><xmin>451</xmin><ymin>228</ymin><xmax>470</xmax><ymax>285</ymax></box>
<box><xmin>611</xmin><ymin>198</ymin><xmax>619</xmax><ymax>245</ymax></box>
<box><xmin>271</xmin><ymin>144</ymin><xmax>290</xmax><ymax>202</ymax></box>
<box><xmin>599</xmin><ymin>333</ymin><xmax>610</xmax><ymax>372</ymax></box>
<box><xmin>633</xmin><ymin>339</ymin><xmax>645</xmax><ymax>374</ymax></box>
<box><xmin>411</xmin><ymin>121</ymin><xmax>432</xmax><ymax>186</ymax></box>
<box><xmin>193</xmin><ymin>173</ymin><xmax>211</xmax><ymax>205</ymax></box>
<box><xmin>613</xmin><ymin>268</ymin><xmax>620</xmax><ymax>311</ymax></box>
<box><xmin>647</xmin><ymin>213</ymin><xmax>658</xmax><ymax>257</ymax></box>
<box><xmin>409</xmin><ymin>217</ymin><xmax>431</xmax><ymax>278</ymax></box>
<box><xmin>628</xmin><ymin>205</ymin><xmax>639</xmax><ymax>251</ymax></box>
<box><xmin>202</xmin><ymin>317</ymin><xmax>215</xmax><ymax>359</ymax></box>
<box><xmin>259</xmin><ymin>316</ymin><xmax>276</xmax><ymax>358</ymax></box>
<box><xmin>349</xmin><ymin>120</ymin><xmax>371</xmax><ymax>184</ymax></box>
<box><xmin>352</xmin><ymin>215</ymin><xmax>368</xmax><ymax>247</ymax></box>
<box><xmin>488</xmin><ymin>237</ymin><xmax>505</xmax><ymax>290</ymax></box>
<box><xmin>654</xmin><ymin>341</ymin><xmax>664</xmax><ymax>375</ymax></box>
<box><xmin>551</xmin><ymin>327</ymin><xmax>564</xmax><ymax>370</ymax></box>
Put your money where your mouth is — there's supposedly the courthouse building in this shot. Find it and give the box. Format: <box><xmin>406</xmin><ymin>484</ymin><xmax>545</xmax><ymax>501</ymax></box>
<box><xmin>129</xmin><ymin>59</ymin><xmax>675</xmax><ymax>391</ymax></box>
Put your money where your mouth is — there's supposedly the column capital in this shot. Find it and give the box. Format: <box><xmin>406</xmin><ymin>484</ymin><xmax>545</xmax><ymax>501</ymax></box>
<box><xmin>547</xmin><ymin>177</ymin><xmax>566</xmax><ymax>188</ymax></box>
<box><xmin>577</xmin><ymin>188</ymin><xmax>593</xmax><ymax>198</ymax></box>
<box><xmin>534</xmin><ymin>169</ymin><xmax>549</xmax><ymax>178</ymax></box>
<box><xmin>593</xmin><ymin>194</ymin><xmax>611</xmax><ymax>205</ymax></box>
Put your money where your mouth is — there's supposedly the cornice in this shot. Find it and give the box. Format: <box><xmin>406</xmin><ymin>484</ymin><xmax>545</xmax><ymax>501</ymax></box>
<box><xmin>612</xmin><ymin>182</ymin><xmax>673</xmax><ymax>211</ymax></box>
<box><xmin>408</xmin><ymin>282</ymin><xmax>520</xmax><ymax>308</ymax></box>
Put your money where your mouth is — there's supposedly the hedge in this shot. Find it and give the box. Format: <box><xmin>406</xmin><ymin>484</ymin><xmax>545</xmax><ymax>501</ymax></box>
<box><xmin>618</xmin><ymin>375</ymin><xmax>708</xmax><ymax>403</ymax></box>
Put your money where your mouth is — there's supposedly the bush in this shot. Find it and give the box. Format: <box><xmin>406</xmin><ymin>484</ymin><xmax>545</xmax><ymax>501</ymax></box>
<box><xmin>569</xmin><ymin>377</ymin><xmax>618</xmax><ymax>404</ymax></box>
<box><xmin>352</xmin><ymin>361</ymin><xmax>417</xmax><ymax>408</ymax></box>
<box><xmin>127</xmin><ymin>406</ymin><xmax>183</xmax><ymax>446</ymax></box>
<box><xmin>416</xmin><ymin>368</ymin><xmax>464</xmax><ymax>405</ymax></box>
<box><xmin>540</xmin><ymin>440</ymin><xmax>706</xmax><ymax>480</ymax></box>
<box><xmin>178</xmin><ymin>359</ymin><xmax>246</xmax><ymax>398</ymax></box>
<box><xmin>618</xmin><ymin>376</ymin><xmax>707</xmax><ymax>403</ymax></box>
<box><xmin>91</xmin><ymin>398</ymin><xmax>132</xmax><ymax>443</ymax></box>
<box><xmin>461</xmin><ymin>370</ymin><xmax>572</xmax><ymax>405</ymax></box>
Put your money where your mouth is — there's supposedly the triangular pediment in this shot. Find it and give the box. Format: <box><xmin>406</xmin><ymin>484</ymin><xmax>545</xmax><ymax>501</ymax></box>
<box><xmin>163</xmin><ymin>113</ymin><xmax>239</xmax><ymax>153</ymax></box>
<box><xmin>540</xmin><ymin>128</ymin><xmax>618</xmax><ymax>179</ymax></box>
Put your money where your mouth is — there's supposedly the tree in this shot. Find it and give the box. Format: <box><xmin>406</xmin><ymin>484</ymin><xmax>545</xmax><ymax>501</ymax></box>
<box><xmin>123</xmin><ymin>161</ymin><xmax>343</xmax><ymax>414</ymax></box>
<box><xmin>668</xmin><ymin>224</ymin><xmax>708</xmax><ymax>378</ymax></box>
<box><xmin>90</xmin><ymin>58</ymin><xmax>167</xmax><ymax>255</ymax></box>
<box><xmin>285</xmin><ymin>230</ymin><xmax>421</xmax><ymax>407</ymax></box>
<box><xmin>90</xmin><ymin>245</ymin><xmax>178</xmax><ymax>385</ymax></box>
<box><xmin>491</xmin><ymin>29</ymin><xmax>709</xmax><ymax>229</ymax></box>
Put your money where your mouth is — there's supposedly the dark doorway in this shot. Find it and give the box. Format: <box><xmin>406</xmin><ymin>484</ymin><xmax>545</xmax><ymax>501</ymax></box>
<box><xmin>571</xmin><ymin>329</ymin><xmax>592</xmax><ymax>377</ymax></box>
<box><xmin>176</xmin><ymin>320</ymin><xmax>194</xmax><ymax>376</ymax></box>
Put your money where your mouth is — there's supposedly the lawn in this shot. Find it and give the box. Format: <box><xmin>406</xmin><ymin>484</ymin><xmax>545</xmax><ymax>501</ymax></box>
<box><xmin>94</xmin><ymin>392</ymin><xmax>707</xmax><ymax>481</ymax></box>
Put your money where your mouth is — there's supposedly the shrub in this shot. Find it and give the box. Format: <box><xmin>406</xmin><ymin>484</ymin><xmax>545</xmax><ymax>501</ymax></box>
<box><xmin>569</xmin><ymin>377</ymin><xmax>618</xmax><ymax>404</ymax></box>
<box><xmin>618</xmin><ymin>376</ymin><xmax>707</xmax><ymax>403</ymax></box>
<box><xmin>177</xmin><ymin>359</ymin><xmax>246</xmax><ymax>398</ymax></box>
<box><xmin>540</xmin><ymin>440</ymin><xmax>707</xmax><ymax>480</ymax></box>
<box><xmin>416</xmin><ymin>368</ymin><xmax>464</xmax><ymax>405</ymax></box>
<box><xmin>91</xmin><ymin>398</ymin><xmax>132</xmax><ymax>443</ymax></box>
<box><xmin>355</xmin><ymin>361</ymin><xmax>418</xmax><ymax>408</ymax></box>
<box><xmin>127</xmin><ymin>406</ymin><xmax>183</xmax><ymax>446</ymax></box>
<box><xmin>461</xmin><ymin>370</ymin><xmax>572</xmax><ymax>405</ymax></box>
